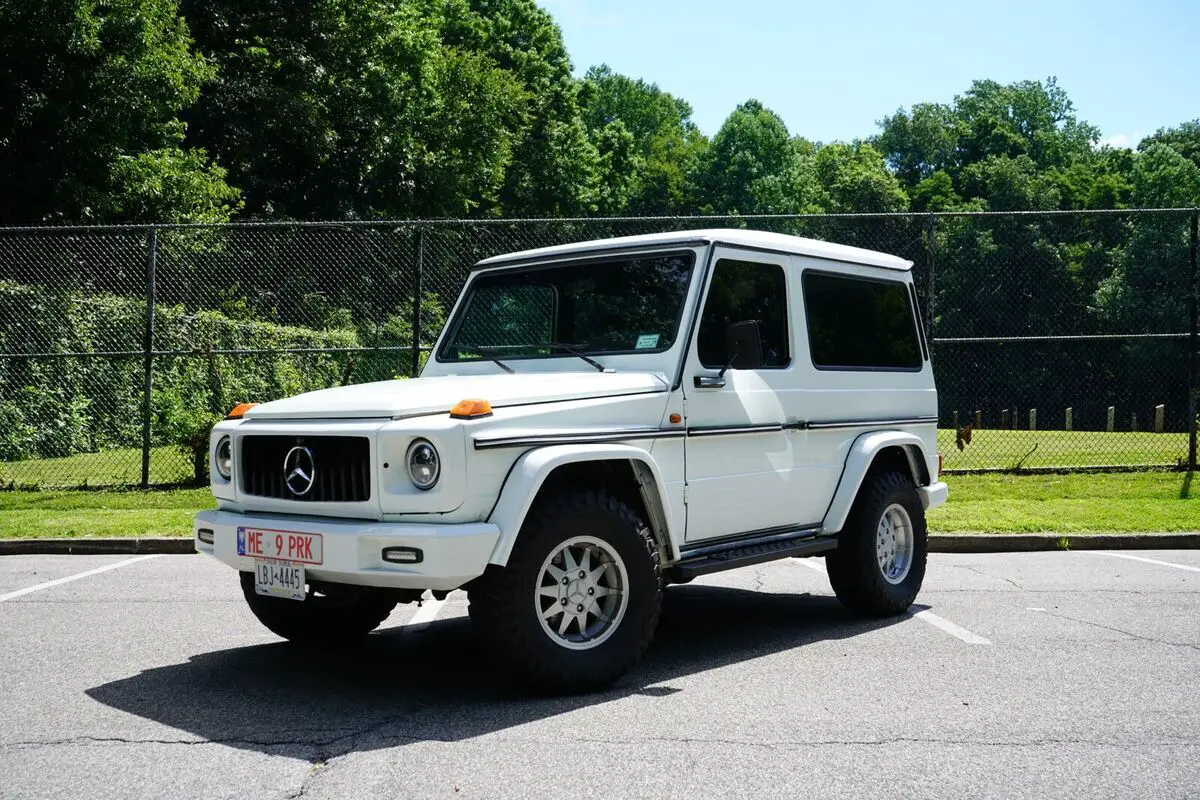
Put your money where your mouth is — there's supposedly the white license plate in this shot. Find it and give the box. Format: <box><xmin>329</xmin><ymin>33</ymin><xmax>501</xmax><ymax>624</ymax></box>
<box><xmin>254</xmin><ymin>559</ymin><xmax>306</xmax><ymax>601</ymax></box>
<box><xmin>236</xmin><ymin>527</ymin><xmax>323</xmax><ymax>564</ymax></box>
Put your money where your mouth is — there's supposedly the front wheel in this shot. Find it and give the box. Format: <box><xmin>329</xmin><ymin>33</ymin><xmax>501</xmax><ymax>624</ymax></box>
<box><xmin>468</xmin><ymin>491</ymin><xmax>662</xmax><ymax>693</ymax></box>
<box><xmin>826</xmin><ymin>470</ymin><xmax>928</xmax><ymax>616</ymax></box>
<box><xmin>239</xmin><ymin>573</ymin><xmax>398</xmax><ymax>645</ymax></box>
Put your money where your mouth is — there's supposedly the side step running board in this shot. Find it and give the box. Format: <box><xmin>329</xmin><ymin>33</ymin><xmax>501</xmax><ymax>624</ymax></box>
<box><xmin>666</xmin><ymin>531</ymin><xmax>837</xmax><ymax>583</ymax></box>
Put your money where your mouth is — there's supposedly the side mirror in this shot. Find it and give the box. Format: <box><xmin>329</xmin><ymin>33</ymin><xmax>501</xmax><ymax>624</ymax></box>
<box><xmin>724</xmin><ymin>319</ymin><xmax>764</xmax><ymax>372</ymax></box>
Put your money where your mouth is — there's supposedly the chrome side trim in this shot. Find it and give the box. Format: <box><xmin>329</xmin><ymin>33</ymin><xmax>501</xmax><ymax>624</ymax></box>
<box><xmin>472</xmin><ymin>416</ymin><xmax>936</xmax><ymax>450</ymax></box>
<box><xmin>804</xmin><ymin>416</ymin><xmax>938</xmax><ymax>431</ymax></box>
<box><xmin>474</xmin><ymin>429</ymin><xmax>685</xmax><ymax>450</ymax></box>
<box><xmin>685</xmin><ymin>423</ymin><xmax>783</xmax><ymax>437</ymax></box>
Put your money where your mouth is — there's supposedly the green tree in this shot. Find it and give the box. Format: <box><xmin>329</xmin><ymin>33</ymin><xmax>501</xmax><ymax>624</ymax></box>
<box><xmin>182</xmin><ymin>0</ymin><xmax>527</xmax><ymax>219</ymax></box>
<box><xmin>579</xmin><ymin>65</ymin><xmax>708</xmax><ymax>213</ymax></box>
<box><xmin>874</xmin><ymin>77</ymin><xmax>1126</xmax><ymax>213</ymax></box>
<box><xmin>812</xmin><ymin>142</ymin><xmax>909</xmax><ymax>213</ymax></box>
<box><xmin>874</xmin><ymin>102</ymin><xmax>961</xmax><ymax>187</ymax></box>
<box><xmin>1139</xmin><ymin>120</ymin><xmax>1200</xmax><ymax>170</ymax></box>
<box><xmin>1094</xmin><ymin>144</ymin><xmax>1200</xmax><ymax>332</ymax></box>
<box><xmin>438</xmin><ymin>0</ymin><xmax>601</xmax><ymax>216</ymax></box>
<box><xmin>693</xmin><ymin>100</ymin><xmax>820</xmax><ymax>215</ymax></box>
<box><xmin>0</xmin><ymin>0</ymin><xmax>239</xmax><ymax>224</ymax></box>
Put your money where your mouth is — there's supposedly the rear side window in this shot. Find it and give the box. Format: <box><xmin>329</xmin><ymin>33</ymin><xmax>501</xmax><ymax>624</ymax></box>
<box><xmin>802</xmin><ymin>272</ymin><xmax>922</xmax><ymax>370</ymax></box>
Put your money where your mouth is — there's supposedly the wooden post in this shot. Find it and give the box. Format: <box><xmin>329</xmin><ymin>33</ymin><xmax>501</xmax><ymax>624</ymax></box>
<box><xmin>974</xmin><ymin>410</ymin><xmax>982</xmax><ymax>429</ymax></box>
<box><xmin>1106</xmin><ymin>406</ymin><xmax>1115</xmax><ymax>432</ymax></box>
<box><xmin>1001</xmin><ymin>408</ymin><xmax>1010</xmax><ymax>429</ymax></box>
<box><xmin>952</xmin><ymin>410</ymin><xmax>959</xmax><ymax>431</ymax></box>
<box><xmin>1065</xmin><ymin>407</ymin><xmax>1073</xmax><ymax>431</ymax></box>
<box><xmin>1154</xmin><ymin>405</ymin><xmax>1165</xmax><ymax>434</ymax></box>
<box><xmin>1029</xmin><ymin>408</ymin><xmax>1037</xmax><ymax>431</ymax></box>
<box><xmin>1131</xmin><ymin>412</ymin><xmax>1138</xmax><ymax>432</ymax></box>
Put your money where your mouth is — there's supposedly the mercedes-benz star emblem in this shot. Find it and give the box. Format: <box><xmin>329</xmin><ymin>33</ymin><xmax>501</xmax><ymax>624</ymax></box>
<box><xmin>283</xmin><ymin>446</ymin><xmax>316</xmax><ymax>496</ymax></box>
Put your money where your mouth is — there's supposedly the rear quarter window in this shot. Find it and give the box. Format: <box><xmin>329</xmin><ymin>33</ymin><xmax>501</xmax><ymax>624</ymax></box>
<box><xmin>802</xmin><ymin>271</ymin><xmax>923</xmax><ymax>370</ymax></box>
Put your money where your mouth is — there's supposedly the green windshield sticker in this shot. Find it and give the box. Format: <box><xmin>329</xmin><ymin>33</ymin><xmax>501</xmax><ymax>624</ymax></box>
<box><xmin>635</xmin><ymin>334</ymin><xmax>660</xmax><ymax>349</ymax></box>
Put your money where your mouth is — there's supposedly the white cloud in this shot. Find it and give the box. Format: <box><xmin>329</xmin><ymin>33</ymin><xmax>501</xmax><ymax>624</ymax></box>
<box><xmin>1100</xmin><ymin>130</ymin><xmax>1144</xmax><ymax>149</ymax></box>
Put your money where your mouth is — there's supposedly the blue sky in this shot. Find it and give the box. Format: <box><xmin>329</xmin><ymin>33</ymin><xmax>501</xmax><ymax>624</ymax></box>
<box><xmin>535</xmin><ymin>0</ymin><xmax>1198</xmax><ymax>148</ymax></box>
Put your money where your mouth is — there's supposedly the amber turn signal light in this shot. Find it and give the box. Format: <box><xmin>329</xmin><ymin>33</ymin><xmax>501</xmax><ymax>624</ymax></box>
<box><xmin>449</xmin><ymin>398</ymin><xmax>493</xmax><ymax>419</ymax></box>
<box><xmin>225</xmin><ymin>402</ymin><xmax>258</xmax><ymax>420</ymax></box>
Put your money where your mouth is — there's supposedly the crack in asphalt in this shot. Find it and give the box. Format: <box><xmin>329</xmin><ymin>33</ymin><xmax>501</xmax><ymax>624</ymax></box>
<box><xmin>0</xmin><ymin>723</ymin><xmax>389</xmax><ymax>755</ymax></box>
<box><xmin>281</xmin><ymin>761</ymin><xmax>327</xmax><ymax>800</ymax></box>
<box><xmin>957</xmin><ymin>564</ymin><xmax>1025</xmax><ymax>590</ymax></box>
<box><xmin>521</xmin><ymin>733</ymin><xmax>1200</xmax><ymax>751</ymax></box>
<box><xmin>10</xmin><ymin>730</ymin><xmax>1200</xmax><ymax>755</ymax></box>
<box><xmin>1039</xmin><ymin>610</ymin><xmax>1200</xmax><ymax>651</ymax></box>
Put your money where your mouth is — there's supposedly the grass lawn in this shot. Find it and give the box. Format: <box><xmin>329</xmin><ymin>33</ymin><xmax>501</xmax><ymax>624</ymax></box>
<box><xmin>927</xmin><ymin>471</ymin><xmax>1196</xmax><ymax>533</ymax></box>
<box><xmin>0</xmin><ymin>471</ymin><xmax>1193</xmax><ymax>539</ymax></box>
<box><xmin>0</xmin><ymin>489</ymin><xmax>214</xmax><ymax>539</ymax></box>
<box><xmin>0</xmin><ymin>446</ymin><xmax>192</xmax><ymax>488</ymax></box>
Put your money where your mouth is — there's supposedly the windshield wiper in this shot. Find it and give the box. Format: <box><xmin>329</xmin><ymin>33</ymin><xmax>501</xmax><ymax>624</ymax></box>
<box><xmin>456</xmin><ymin>345</ymin><xmax>514</xmax><ymax>374</ymax></box>
<box><xmin>533</xmin><ymin>342</ymin><xmax>606</xmax><ymax>372</ymax></box>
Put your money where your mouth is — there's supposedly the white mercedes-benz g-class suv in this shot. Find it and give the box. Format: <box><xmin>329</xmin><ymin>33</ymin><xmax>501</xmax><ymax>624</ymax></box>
<box><xmin>194</xmin><ymin>228</ymin><xmax>947</xmax><ymax>692</ymax></box>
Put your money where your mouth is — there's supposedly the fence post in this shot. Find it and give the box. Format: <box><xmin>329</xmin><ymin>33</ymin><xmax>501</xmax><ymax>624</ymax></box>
<box><xmin>410</xmin><ymin>226</ymin><xmax>425</xmax><ymax>378</ymax></box>
<box><xmin>925</xmin><ymin>213</ymin><xmax>937</xmax><ymax>345</ymax></box>
<box><xmin>140</xmin><ymin>228</ymin><xmax>158</xmax><ymax>489</ymax></box>
<box><xmin>1065</xmin><ymin>407</ymin><xmax>1073</xmax><ymax>431</ymax></box>
<box><xmin>1189</xmin><ymin>211</ymin><xmax>1198</xmax><ymax>470</ymax></box>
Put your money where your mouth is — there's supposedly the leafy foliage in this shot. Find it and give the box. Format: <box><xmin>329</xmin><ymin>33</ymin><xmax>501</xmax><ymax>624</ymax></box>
<box><xmin>0</xmin><ymin>0</ymin><xmax>239</xmax><ymax>224</ymax></box>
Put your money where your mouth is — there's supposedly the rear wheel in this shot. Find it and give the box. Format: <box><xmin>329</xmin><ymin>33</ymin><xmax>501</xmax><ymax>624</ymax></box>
<box><xmin>826</xmin><ymin>470</ymin><xmax>927</xmax><ymax>616</ymax></box>
<box><xmin>468</xmin><ymin>490</ymin><xmax>662</xmax><ymax>693</ymax></box>
<box><xmin>239</xmin><ymin>573</ymin><xmax>398</xmax><ymax>645</ymax></box>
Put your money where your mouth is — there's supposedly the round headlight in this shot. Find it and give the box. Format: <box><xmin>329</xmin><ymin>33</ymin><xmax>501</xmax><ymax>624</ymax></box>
<box><xmin>215</xmin><ymin>436</ymin><xmax>233</xmax><ymax>481</ymax></box>
<box><xmin>406</xmin><ymin>438</ymin><xmax>440</xmax><ymax>491</ymax></box>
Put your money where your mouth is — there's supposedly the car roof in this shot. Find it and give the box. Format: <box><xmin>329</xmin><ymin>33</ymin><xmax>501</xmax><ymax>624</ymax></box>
<box><xmin>475</xmin><ymin>228</ymin><xmax>913</xmax><ymax>271</ymax></box>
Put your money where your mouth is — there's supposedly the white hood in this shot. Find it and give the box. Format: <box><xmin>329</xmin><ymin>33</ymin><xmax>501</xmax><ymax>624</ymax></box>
<box><xmin>244</xmin><ymin>371</ymin><xmax>670</xmax><ymax>420</ymax></box>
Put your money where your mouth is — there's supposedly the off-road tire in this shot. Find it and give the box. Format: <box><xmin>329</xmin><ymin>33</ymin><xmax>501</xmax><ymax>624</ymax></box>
<box><xmin>826</xmin><ymin>470</ymin><xmax>927</xmax><ymax>616</ymax></box>
<box><xmin>468</xmin><ymin>490</ymin><xmax>662</xmax><ymax>694</ymax></box>
<box><xmin>239</xmin><ymin>572</ymin><xmax>398</xmax><ymax>645</ymax></box>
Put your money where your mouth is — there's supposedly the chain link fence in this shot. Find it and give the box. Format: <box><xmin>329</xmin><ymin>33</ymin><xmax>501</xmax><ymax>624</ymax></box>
<box><xmin>1</xmin><ymin>210</ymin><xmax>1196</xmax><ymax>488</ymax></box>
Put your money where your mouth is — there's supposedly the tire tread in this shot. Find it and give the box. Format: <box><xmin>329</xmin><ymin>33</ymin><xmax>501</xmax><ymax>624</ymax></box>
<box><xmin>468</xmin><ymin>490</ymin><xmax>662</xmax><ymax>693</ymax></box>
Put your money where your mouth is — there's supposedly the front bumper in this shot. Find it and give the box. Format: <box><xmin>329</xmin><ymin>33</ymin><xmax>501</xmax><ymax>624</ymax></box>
<box><xmin>918</xmin><ymin>481</ymin><xmax>949</xmax><ymax>511</ymax></box>
<box><xmin>193</xmin><ymin>509</ymin><xmax>500</xmax><ymax>591</ymax></box>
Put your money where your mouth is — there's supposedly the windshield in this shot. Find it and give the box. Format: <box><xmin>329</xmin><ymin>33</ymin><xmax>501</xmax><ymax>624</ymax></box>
<box><xmin>438</xmin><ymin>251</ymin><xmax>696</xmax><ymax>364</ymax></box>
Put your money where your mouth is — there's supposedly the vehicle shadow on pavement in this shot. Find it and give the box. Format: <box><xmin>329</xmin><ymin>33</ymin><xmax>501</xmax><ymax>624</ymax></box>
<box><xmin>85</xmin><ymin>584</ymin><xmax>904</xmax><ymax>762</ymax></box>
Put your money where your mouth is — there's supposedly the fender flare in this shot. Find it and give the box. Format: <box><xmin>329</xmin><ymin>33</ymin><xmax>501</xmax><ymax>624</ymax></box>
<box><xmin>486</xmin><ymin>443</ymin><xmax>679</xmax><ymax>566</ymax></box>
<box><xmin>822</xmin><ymin>430</ymin><xmax>928</xmax><ymax>534</ymax></box>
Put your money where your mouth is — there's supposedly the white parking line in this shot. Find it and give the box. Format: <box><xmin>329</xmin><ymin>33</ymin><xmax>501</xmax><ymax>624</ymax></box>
<box><xmin>1085</xmin><ymin>552</ymin><xmax>1200</xmax><ymax>574</ymax></box>
<box><xmin>788</xmin><ymin>559</ymin><xmax>991</xmax><ymax>645</ymax></box>
<box><xmin>0</xmin><ymin>555</ymin><xmax>161</xmax><ymax>603</ymax></box>
<box><xmin>912</xmin><ymin>609</ymin><xmax>992</xmax><ymax>645</ymax></box>
<box><xmin>402</xmin><ymin>597</ymin><xmax>447</xmax><ymax>633</ymax></box>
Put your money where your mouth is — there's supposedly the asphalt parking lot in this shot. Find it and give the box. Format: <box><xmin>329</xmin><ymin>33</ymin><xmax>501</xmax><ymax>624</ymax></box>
<box><xmin>1</xmin><ymin>549</ymin><xmax>1198</xmax><ymax>800</ymax></box>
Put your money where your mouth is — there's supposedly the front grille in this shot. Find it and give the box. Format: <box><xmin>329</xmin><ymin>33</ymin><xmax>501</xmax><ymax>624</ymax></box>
<box><xmin>240</xmin><ymin>435</ymin><xmax>371</xmax><ymax>502</ymax></box>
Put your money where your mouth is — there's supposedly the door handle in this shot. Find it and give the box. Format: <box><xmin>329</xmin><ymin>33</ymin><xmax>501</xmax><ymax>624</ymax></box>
<box><xmin>693</xmin><ymin>375</ymin><xmax>726</xmax><ymax>389</ymax></box>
